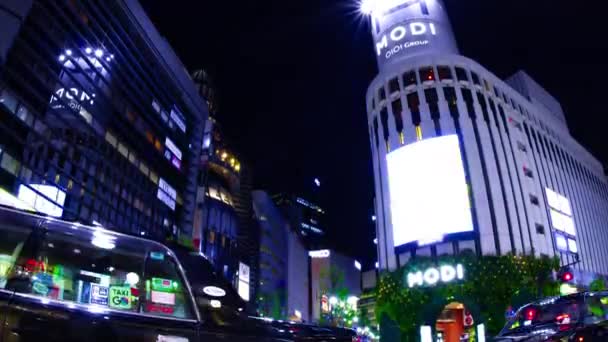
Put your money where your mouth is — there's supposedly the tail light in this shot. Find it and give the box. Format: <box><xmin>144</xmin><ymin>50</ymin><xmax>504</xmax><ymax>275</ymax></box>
<box><xmin>525</xmin><ymin>308</ymin><xmax>537</xmax><ymax>321</ymax></box>
<box><xmin>555</xmin><ymin>313</ymin><xmax>570</xmax><ymax>324</ymax></box>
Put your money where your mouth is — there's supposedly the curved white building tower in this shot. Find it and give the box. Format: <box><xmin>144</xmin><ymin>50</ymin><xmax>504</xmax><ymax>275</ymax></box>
<box><xmin>365</xmin><ymin>0</ymin><xmax>608</xmax><ymax>281</ymax></box>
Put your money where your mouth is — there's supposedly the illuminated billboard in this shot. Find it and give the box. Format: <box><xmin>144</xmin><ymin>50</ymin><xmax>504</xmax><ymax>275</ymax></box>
<box><xmin>545</xmin><ymin>188</ymin><xmax>577</xmax><ymax>254</ymax></box>
<box><xmin>17</xmin><ymin>184</ymin><xmax>66</xmax><ymax>217</ymax></box>
<box><xmin>386</xmin><ymin>134</ymin><xmax>472</xmax><ymax>247</ymax></box>
<box><xmin>362</xmin><ymin>0</ymin><xmax>459</xmax><ymax>69</ymax></box>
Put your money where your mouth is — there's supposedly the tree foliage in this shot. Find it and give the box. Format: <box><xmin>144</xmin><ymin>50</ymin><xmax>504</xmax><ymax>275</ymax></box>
<box><xmin>375</xmin><ymin>255</ymin><xmax>560</xmax><ymax>339</ymax></box>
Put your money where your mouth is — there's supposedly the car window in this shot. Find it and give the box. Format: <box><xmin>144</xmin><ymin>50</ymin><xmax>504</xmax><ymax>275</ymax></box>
<box><xmin>175</xmin><ymin>251</ymin><xmax>248</xmax><ymax>328</ymax></box>
<box><xmin>142</xmin><ymin>249</ymin><xmax>194</xmax><ymax>319</ymax></box>
<box><xmin>0</xmin><ymin>216</ymin><xmax>34</xmax><ymax>289</ymax></box>
<box><xmin>5</xmin><ymin>223</ymin><xmax>194</xmax><ymax>320</ymax></box>
<box><xmin>585</xmin><ymin>293</ymin><xmax>608</xmax><ymax>324</ymax></box>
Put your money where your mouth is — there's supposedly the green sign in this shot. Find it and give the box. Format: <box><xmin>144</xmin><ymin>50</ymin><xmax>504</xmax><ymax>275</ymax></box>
<box><xmin>151</xmin><ymin>277</ymin><xmax>177</xmax><ymax>292</ymax></box>
<box><xmin>109</xmin><ymin>286</ymin><xmax>132</xmax><ymax>309</ymax></box>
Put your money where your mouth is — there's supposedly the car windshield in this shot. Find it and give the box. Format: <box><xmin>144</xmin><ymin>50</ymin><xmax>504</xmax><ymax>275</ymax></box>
<box><xmin>499</xmin><ymin>296</ymin><xmax>582</xmax><ymax>336</ymax></box>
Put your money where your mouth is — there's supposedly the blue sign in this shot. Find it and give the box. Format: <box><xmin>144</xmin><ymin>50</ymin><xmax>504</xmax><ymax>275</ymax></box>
<box><xmin>91</xmin><ymin>284</ymin><xmax>109</xmax><ymax>306</ymax></box>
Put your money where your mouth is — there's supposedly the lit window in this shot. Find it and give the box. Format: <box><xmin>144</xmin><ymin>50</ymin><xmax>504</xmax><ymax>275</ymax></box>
<box><xmin>154</xmin><ymin>139</ymin><xmax>162</xmax><ymax>151</ymax></box>
<box><xmin>105</xmin><ymin>131</ymin><xmax>117</xmax><ymax>147</ymax></box>
<box><xmin>139</xmin><ymin>163</ymin><xmax>149</xmax><ymax>176</ymax></box>
<box><xmin>0</xmin><ymin>89</ymin><xmax>18</xmax><ymax>113</ymax></box>
<box><xmin>0</xmin><ymin>153</ymin><xmax>20</xmax><ymax>176</ymax></box>
<box><xmin>152</xmin><ymin>99</ymin><xmax>161</xmax><ymax>113</ymax></box>
<box><xmin>420</xmin><ymin>67</ymin><xmax>435</xmax><ymax>82</ymax></box>
<box><xmin>149</xmin><ymin>171</ymin><xmax>159</xmax><ymax>184</ymax></box>
<box><xmin>145</xmin><ymin>131</ymin><xmax>154</xmax><ymax>144</ymax></box>
<box><xmin>117</xmin><ymin>143</ymin><xmax>129</xmax><ymax>158</ymax></box>
<box><xmin>128</xmin><ymin>153</ymin><xmax>138</xmax><ymax>166</ymax></box>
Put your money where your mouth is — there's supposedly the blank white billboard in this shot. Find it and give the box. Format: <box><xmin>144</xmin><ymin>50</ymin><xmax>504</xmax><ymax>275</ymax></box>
<box><xmin>386</xmin><ymin>135</ymin><xmax>473</xmax><ymax>247</ymax></box>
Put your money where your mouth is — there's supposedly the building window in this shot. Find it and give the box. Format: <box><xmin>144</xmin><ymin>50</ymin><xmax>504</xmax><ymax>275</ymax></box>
<box><xmin>403</xmin><ymin>71</ymin><xmax>417</xmax><ymax>88</ymax></box>
<box><xmin>0</xmin><ymin>153</ymin><xmax>20</xmax><ymax>175</ymax></box>
<box><xmin>379</xmin><ymin>108</ymin><xmax>390</xmax><ymax>142</ymax></box>
<box><xmin>517</xmin><ymin>141</ymin><xmax>527</xmax><ymax>152</ymax></box>
<box><xmin>105</xmin><ymin>131</ymin><xmax>117</xmax><ymax>147</ymax></box>
<box><xmin>523</xmin><ymin>166</ymin><xmax>533</xmax><ymax>178</ymax></box>
<box><xmin>378</xmin><ymin>87</ymin><xmax>386</xmax><ymax>101</ymax></box>
<box><xmin>437</xmin><ymin>66</ymin><xmax>452</xmax><ymax>81</ymax></box>
<box><xmin>373</xmin><ymin>117</ymin><xmax>380</xmax><ymax>147</ymax></box>
<box><xmin>388</xmin><ymin>77</ymin><xmax>400</xmax><ymax>94</ymax></box>
<box><xmin>471</xmin><ymin>72</ymin><xmax>481</xmax><ymax>86</ymax></box>
<box><xmin>535</xmin><ymin>224</ymin><xmax>545</xmax><ymax>235</ymax></box>
<box><xmin>391</xmin><ymin>99</ymin><xmax>404</xmax><ymax>133</ymax></box>
<box><xmin>493</xmin><ymin>86</ymin><xmax>501</xmax><ymax>98</ymax></box>
<box><xmin>0</xmin><ymin>89</ymin><xmax>18</xmax><ymax>113</ymax></box>
<box><xmin>530</xmin><ymin>194</ymin><xmax>540</xmax><ymax>206</ymax></box>
<box><xmin>455</xmin><ymin>67</ymin><xmax>468</xmax><ymax>82</ymax></box>
<box><xmin>406</xmin><ymin>93</ymin><xmax>421</xmax><ymax>125</ymax></box>
<box><xmin>419</xmin><ymin>67</ymin><xmax>435</xmax><ymax>82</ymax></box>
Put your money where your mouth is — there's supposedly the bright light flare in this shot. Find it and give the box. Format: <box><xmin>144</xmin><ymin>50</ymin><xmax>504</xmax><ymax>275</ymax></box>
<box><xmin>360</xmin><ymin>0</ymin><xmax>375</xmax><ymax>14</ymax></box>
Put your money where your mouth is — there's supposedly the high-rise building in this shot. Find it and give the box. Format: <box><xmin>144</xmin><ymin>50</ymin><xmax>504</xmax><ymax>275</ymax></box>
<box><xmin>364</xmin><ymin>0</ymin><xmax>608</xmax><ymax>281</ymax></box>
<box><xmin>252</xmin><ymin>190</ymin><xmax>309</xmax><ymax>321</ymax></box>
<box><xmin>191</xmin><ymin>69</ymin><xmax>257</xmax><ymax>303</ymax></box>
<box><xmin>273</xmin><ymin>193</ymin><xmax>326</xmax><ymax>249</ymax></box>
<box><xmin>0</xmin><ymin>0</ymin><xmax>207</xmax><ymax>241</ymax></box>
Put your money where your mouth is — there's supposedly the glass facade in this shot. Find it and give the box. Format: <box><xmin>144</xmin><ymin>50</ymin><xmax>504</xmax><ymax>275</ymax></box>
<box><xmin>0</xmin><ymin>1</ymin><xmax>205</xmax><ymax>241</ymax></box>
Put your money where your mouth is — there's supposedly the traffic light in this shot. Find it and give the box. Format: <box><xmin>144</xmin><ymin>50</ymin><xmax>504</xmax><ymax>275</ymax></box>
<box><xmin>558</xmin><ymin>267</ymin><xmax>574</xmax><ymax>283</ymax></box>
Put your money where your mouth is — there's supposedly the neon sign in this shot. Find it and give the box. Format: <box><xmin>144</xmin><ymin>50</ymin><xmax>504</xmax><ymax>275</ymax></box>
<box><xmin>406</xmin><ymin>264</ymin><xmax>464</xmax><ymax>288</ymax></box>
<box><xmin>308</xmin><ymin>250</ymin><xmax>330</xmax><ymax>258</ymax></box>
<box><xmin>50</xmin><ymin>87</ymin><xmax>95</xmax><ymax>111</ymax></box>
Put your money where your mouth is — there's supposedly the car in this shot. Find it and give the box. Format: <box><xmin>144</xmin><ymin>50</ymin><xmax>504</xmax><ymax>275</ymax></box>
<box><xmin>0</xmin><ymin>206</ymin><xmax>355</xmax><ymax>341</ymax></box>
<box><xmin>494</xmin><ymin>291</ymin><xmax>608</xmax><ymax>341</ymax></box>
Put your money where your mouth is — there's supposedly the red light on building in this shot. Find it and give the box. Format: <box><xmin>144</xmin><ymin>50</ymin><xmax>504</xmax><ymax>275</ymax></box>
<box><xmin>562</xmin><ymin>271</ymin><xmax>573</xmax><ymax>282</ymax></box>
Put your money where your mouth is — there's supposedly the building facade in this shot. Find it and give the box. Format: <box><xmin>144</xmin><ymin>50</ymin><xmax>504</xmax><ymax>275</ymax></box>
<box><xmin>365</xmin><ymin>0</ymin><xmax>608</xmax><ymax>281</ymax></box>
<box><xmin>273</xmin><ymin>193</ymin><xmax>326</xmax><ymax>249</ymax></box>
<box><xmin>253</xmin><ymin>190</ymin><xmax>311</xmax><ymax>321</ymax></box>
<box><xmin>191</xmin><ymin>69</ymin><xmax>258</xmax><ymax>303</ymax></box>
<box><xmin>310</xmin><ymin>249</ymin><xmax>362</xmax><ymax>323</ymax></box>
<box><xmin>0</xmin><ymin>0</ymin><xmax>207</xmax><ymax>241</ymax></box>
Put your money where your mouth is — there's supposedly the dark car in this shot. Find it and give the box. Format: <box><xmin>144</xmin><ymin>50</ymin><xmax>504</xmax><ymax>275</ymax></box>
<box><xmin>171</xmin><ymin>247</ymin><xmax>356</xmax><ymax>341</ymax></box>
<box><xmin>494</xmin><ymin>291</ymin><xmax>608</xmax><ymax>341</ymax></box>
<box><xmin>0</xmin><ymin>206</ymin><xmax>355</xmax><ymax>341</ymax></box>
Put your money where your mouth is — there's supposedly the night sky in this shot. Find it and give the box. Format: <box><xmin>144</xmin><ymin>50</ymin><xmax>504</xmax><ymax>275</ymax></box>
<box><xmin>142</xmin><ymin>0</ymin><xmax>608</xmax><ymax>267</ymax></box>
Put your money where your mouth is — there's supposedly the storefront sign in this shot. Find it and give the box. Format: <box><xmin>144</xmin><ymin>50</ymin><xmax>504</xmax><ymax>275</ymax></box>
<box><xmin>157</xmin><ymin>178</ymin><xmax>176</xmax><ymax>211</ymax></box>
<box><xmin>321</xmin><ymin>295</ymin><xmax>330</xmax><ymax>313</ymax></box>
<box><xmin>151</xmin><ymin>290</ymin><xmax>176</xmax><ymax>305</ymax></box>
<box><xmin>365</xmin><ymin>0</ymin><xmax>459</xmax><ymax>70</ymax></box>
<box><xmin>170</xmin><ymin>107</ymin><xmax>187</xmax><ymax>133</ymax></box>
<box><xmin>406</xmin><ymin>264</ymin><xmax>464</xmax><ymax>288</ymax></box>
<box><xmin>309</xmin><ymin>249</ymin><xmax>330</xmax><ymax>258</ymax></box>
<box><xmin>164</xmin><ymin>137</ymin><xmax>182</xmax><ymax>161</ymax></box>
<box><xmin>109</xmin><ymin>286</ymin><xmax>132</xmax><ymax>309</ymax></box>
<box><xmin>91</xmin><ymin>284</ymin><xmax>109</xmax><ymax>306</ymax></box>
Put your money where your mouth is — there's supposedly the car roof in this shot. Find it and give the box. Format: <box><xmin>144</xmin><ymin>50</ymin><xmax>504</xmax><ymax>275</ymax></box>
<box><xmin>0</xmin><ymin>205</ymin><xmax>173</xmax><ymax>253</ymax></box>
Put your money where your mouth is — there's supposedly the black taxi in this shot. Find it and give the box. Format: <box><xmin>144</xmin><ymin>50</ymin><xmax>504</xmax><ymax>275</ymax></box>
<box><xmin>0</xmin><ymin>206</ymin><xmax>355</xmax><ymax>341</ymax></box>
